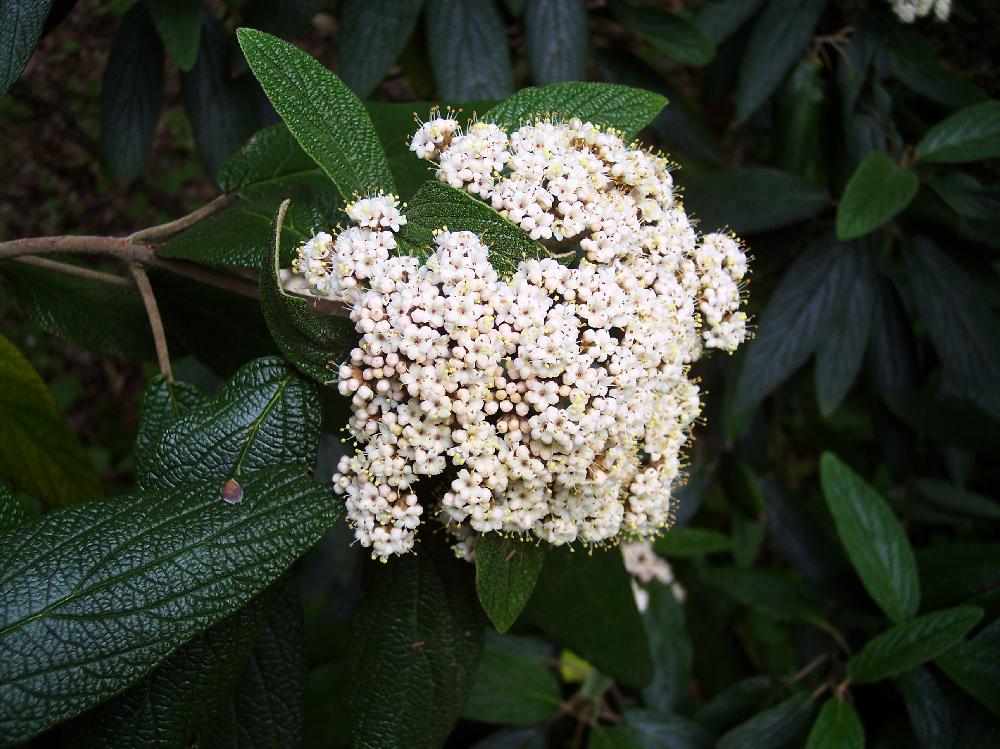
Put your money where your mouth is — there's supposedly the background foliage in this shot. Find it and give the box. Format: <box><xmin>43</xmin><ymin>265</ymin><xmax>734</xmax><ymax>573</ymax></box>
<box><xmin>1</xmin><ymin>0</ymin><xmax>999</xmax><ymax>747</ymax></box>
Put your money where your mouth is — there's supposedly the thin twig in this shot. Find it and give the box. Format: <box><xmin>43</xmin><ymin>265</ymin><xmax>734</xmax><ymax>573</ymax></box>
<box><xmin>130</xmin><ymin>263</ymin><xmax>173</xmax><ymax>382</ymax></box>
<box><xmin>145</xmin><ymin>256</ymin><xmax>260</xmax><ymax>300</ymax></box>
<box><xmin>129</xmin><ymin>194</ymin><xmax>237</xmax><ymax>243</ymax></box>
<box><xmin>0</xmin><ymin>235</ymin><xmax>135</xmax><ymax>260</ymax></box>
<box><xmin>12</xmin><ymin>256</ymin><xmax>132</xmax><ymax>288</ymax></box>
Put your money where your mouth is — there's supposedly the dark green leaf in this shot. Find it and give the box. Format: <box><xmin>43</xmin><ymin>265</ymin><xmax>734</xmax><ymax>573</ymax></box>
<box><xmin>349</xmin><ymin>536</ymin><xmax>485</xmax><ymax>749</ymax></box>
<box><xmin>867</xmin><ymin>272</ymin><xmax>916</xmax><ymax>394</ymax></box>
<box><xmin>718</xmin><ymin>693</ymin><xmax>816</xmax><ymax>749</ymax></box>
<box><xmin>0</xmin><ymin>260</ymin><xmax>153</xmax><ymax>358</ymax></box>
<box><xmin>260</xmin><ymin>202</ymin><xmax>359</xmax><ymax>385</ymax></box>
<box><xmin>338</xmin><ymin>0</ymin><xmax>425</xmax><ymax>98</ymax></box>
<box><xmin>836</xmin><ymin>152</ymin><xmax>918</xmax><ymax>240</ymax></box>
<box><xmin>475</xmin><ymin>533</ymin><xmax>546</xmax><ymax>633</ymax></box>
<box><xmin>912</xmin><ymin>479</ymin><xmax>1000</xmax><ymax>520</ymax></box>
<box><xmin>681</xmin><ymin>167</ymin><xmax>829</xmax><ymax>234</ymax></box>
<box><xmin>425</xmin><ymin>0</ymin><xmax>514</xmax><ymax>99</ymax></box>
<box><xmin>0</xmin><ymin>333</ymin><xmax>102</xmax><ymax>506</ymax></box>
<box><xmin>243</xmin><ymin>0</ymin><xmax>326</xmax><ymax>38</ymax></box>
<box><xmin>701</xmin><ymin>567</ymin><xmax>833</xmax><ymax>633</ymax></box>
<box><xmin>100</xmin><ymin>3</ymin><xmax>164</xmax><ymax>181</ymax></box>
<box><xmin>815</xmin><ymin>251</ymin><xmax>876</xmax><ymax>415</ymax></box>
<box><xmin>133</xmin><ymin>374</ymin><xmax>203</xmax><ymax>480</ymax></box>
<box><xmin>0</xmin><ymin>0</ymin><xmax>54</xmax><ymax>95</ymax></box>
<box><xmin>895</xmin><ymin>666</ymin><xmax>953</xmax><ymax>749</ymax></box>
<box><xmin>695</xmin><ymin>676</ymin><xmax>784</xmax><ymax>734</ymax></box>
<box><xmin>805</xmin><ymin>698</ymin><xmax>864</xmax><ymax>749</ymax></box>
<box><xmin>0</xmin><ymin>485</ymin><xmax>29</xmax><ymax>535</ymax></box>
<box><xmin>936</xmin><ymin>619</ymin><xmax>1000</xmax><ymax>719</ymax></box>
<box><xmin>144</xmin><ymin>0</ymin><xmax>201</xmax><ymax>70</ymax></box>
<box><xmin>400</xmin><ymin>181</ymin><xmax>549</xmax><ymax>277</ymax></box>
<box><xmin>654</xmin><ymin>527</ymin><xmax>731</xmax><ymax>557</ymax></box>
<box><xmin>730</xmin><ymin>515</ymin><xmax>764</xmax><ymax>568</ymax></box>
<box><xmin>610</xmin><ymin>0</ymin><xmax>715</xmax><ymax>66</ymax></box>
<box><xmin>695</xmin><ymin>0</ymin><xmax>767</xmax><ymax>44</ymax></box>
<box><xmin>603</xmin><ymin>709</ymin><xmax>714</xmax><ymax>749</ymax></box>
<box><xmin>0</xmin><ymin>466</ymin><xmax>338</xmax><ymax>744</ymax></box>
<box><xmin>524</xmin><ymin>547</ymin><xmax>652</xmax><ymax>688</ymax></box>
<box><xmin>238</xmin><ymin>27</ymin><xmax>395</xmax><ymax>196</ymax></box>
<box><xmin>525</xmin><ymin>0</ymin><xmax>588</xmax><ymax>85</ymax></box>
<box><xmin>887</xmin><ymin>33</ymin><xmax>987</xmax><ymax>110</ymax></box>
<box><xmin>847</xmin><ymin>606</ymin><xmax>983</xmax><ymax>683</ymax></box>
<box><xmin>883</xmin><ymin>389</ymin><xmax>1000</xmax><ymax>454</ymax></box>
<box><xmin>735</xmin><ymin>0</ymin><xmax>827</xmax><ymax>123</ymax></box>
<box><xmin>775</xmin><ymin>58</ymin><xmax>826</xmax><ymax>179</ymax></box>
<box><xmin>918</xmin><ymin>544</ymin><xmax>1000</xmax><ymax>611</ymax></box>
<box><xmin>473</xmin><ymin>726</ymin><xmax>546</xmax><ymax>749</ymax></box>
<box><xmin>924</xmin><ymin>173</ymin><xmax>1000</xmax><ymax>221</ymax></box>
<box><xmin>485</xmin><ymin>81</ymin><xmax>667</xmax><ymax>140</ymax></box>
<box><xmin>820</xmin><ymin>452</ymin><xmax>920</xmax><ymax>623</ymax></box>
<box><xmin>462</xmin><ymin>635</ymin><xmax>560</xmax><ymax>724</ymax></box>
<box><xmin>643</xmin><ymin>583</ymin><xmax>693</xmax><ymax>712</ymax></box>
<box><xmin>916</xmin><ymin>100</ymin><xmax>1000</xmax><ymax>163</ymax></box>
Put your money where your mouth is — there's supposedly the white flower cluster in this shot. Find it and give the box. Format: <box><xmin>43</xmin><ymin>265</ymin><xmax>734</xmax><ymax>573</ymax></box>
<box><xmin>621</xmin><ymin>540</ymin><xmax>684</xmax><ymax>612</ymax></box>
<box><xmin>889</xmin><ymin>0</ymin><xmax>951</xmax><ymax>22</ymax></box>
<box><xmin>287</xmin><ymin>116</ymin><xmax>749</xmax><ymax>558</ymax></box>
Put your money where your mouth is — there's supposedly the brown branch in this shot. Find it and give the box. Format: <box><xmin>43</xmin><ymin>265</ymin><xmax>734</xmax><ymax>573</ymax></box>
<box><xmin>145</xmin><ymin>256</ymin><xmax>260</xmax><ymax>300</ymax></box>
<box><xmin>129</xmin><ymin>193</ymin><xmax>237</xmax><ymax>243</ymax></box>
<box><xmin>0</xmin><ymin>235</ymin><xmax>136</xmax><ymax>260</ymax></box>
<box><xmin>11</xmin><ymin>256</ymin><xmax>132</xmax><ymax>288</ymax></box>
<box><xmin>130</xmin><ymin>263</ymin><xmax>173</xmax><ymax>382</ymax></box>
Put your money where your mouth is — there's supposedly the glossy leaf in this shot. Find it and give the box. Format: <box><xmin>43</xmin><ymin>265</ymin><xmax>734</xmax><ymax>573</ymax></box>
<box><xmin>718</xmin><ymin>693</ymin><xmax>816</xmax><ymax>749</ymax></box>
<box><xmin>462</xmin><ymin>635</ymin><xmax>560</xmax><ymax>724</ymax></box>
<box><xmin>425</xmin><ymin>0</ymin><xmax>514</xmax><ymax>99</ymax></box>
<box><xmin>525</xmin><ymin>0</ymin><xmax>587</xmax><ymax>85</ymax></box>
<box><xmin>349</xmin><ymin>537</ymin><xmax>485</xmax><ymax>749</ymax></box>
<box><xmin>218</xmin><ymin>123</ymin><xmax>333</xmax><ymax>203</ymax></box>
<box><xmin>144</xmin><ymin>0</ymin><xmax>201</xmax><ymax>70</ymax></box>
<box><xmin>475</xmin><ymin>533</ymin><xmax>546</xmax><ymax>633</ymax></box>
<box><xmin>238</xmin><ymin>27</ymin><xmax>395</xmax><ymax>196</ymax></box>
<box><xmin>917</xmin><ymin>100</ymin><xmax>1000</xmax><ymax>163</ymax></box>
<box><xmin>654</xmin><ymin>527</ymin><xmax>731</xmax><ymax>557</ymax></box>
<box><xmin>524</xmin><ymin>547</ymin><xmax>652</xmax><ymax>688</ymax></box>
<box><xmin>601</xmin><ymin>710</ymin><xmax>714</xmax><ymax>749</ymax></box>
<box><xmin>100</xmin><ymin>3</ymin><xmax>165</xmax><ymax>181</ymax></box>
<box><xmin>338</xmin><ymin>0</ymin><xmax>425</xmax><ymax>98</ymax></box>
<box><xmin>0</xmin><ymin>334</ymin><xmax>102</xmax><ymax>506</ymax></box>
<box><xmin>805</xmin><ymin>698</ymin><xmax>864</xmax><ymax>749</ymax></box>
<box><xmin>820</xmin><ymin>452</ymin><xmax>920</xmax><ymax>623</ymax></box>
<box><xmin>836</xmin><ymin>152</ymin><xmax>918</xmax><ymax>240</ymax></box>
<box><xmin>133</xmin><ymin>374</ymin><xmax>204</xmax><ymax>479</ymax></box>
<box><xmin>695</xmin><ymin>676</ymin><xmax>784</xmax><ymax>734</ymax></box>
<box><xmin>610</xmin><ymin>0</ymin><xmax>714</xmax><ymax>66</ymax></box>
<box><xmin>895</xmin><ymin>667</ymin><xmax>952</xmax><ymax>749</ymax></box>
<box><xmin>936</xmin><ymin>619</ymin><xmax>1000</xmax><ymax>719</ymax></box>
<box><xmin>0</xmin><ymin>486</ymin><xmax>29</xmax><ymax>535</ymax></box>
<box><xmin>485</xmin><ymin>81</ymin><xmax>667</xmax><ymax>139</ymax></box>
<box><xmin>0</xmin><ymin>0</ymin><xmax>54</xmax><ymax>95</ymax></box>
<box><xmin>912</xmin><ymin>479</ymin><xmax>1000</xmax><ymax>520</ymax></box>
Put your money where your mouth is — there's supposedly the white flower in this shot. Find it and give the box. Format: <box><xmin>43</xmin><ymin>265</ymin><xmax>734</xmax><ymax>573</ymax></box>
<box><xmin>889</xmin><ymin>0</ymin><xmax>951</xmax><ymax>22</ymax></box>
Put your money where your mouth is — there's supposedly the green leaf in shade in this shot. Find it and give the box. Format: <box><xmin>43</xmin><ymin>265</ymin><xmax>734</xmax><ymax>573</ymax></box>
<box><xmin>735</xmin><ymin>0</ymin><xmax>827</xmax><ymax>123</ymax></box>
<box><xmin>462</xmin><ymin>634</ymin><xmax>561</xmax><ymax>724</ymax></box>
<box><xmin>260</xmin><ymin>202</ymin><xmax>359</xmax><ymax>385</ymax></box>
<box><xmin>717</xmin><ymin>693</ymin><xmax>816</xmax><ymax>749</ymax></box>
<box><xmin>695</xmin><ymin>676</ymin><xmax>785</xmax><ymax>734</ymax></box>
<box><xmin>681</xmin><ymin>167</ymin><xmax>829</xmax><ymax>234</ymax></box>
<box><xmin>836</xmin><ymin>152</ymin><xmax>918</xmax><ymax>240</ymax></box>
<box><xmin>883</xmin><ymin>389</ymin><xmax>1000</xmax><ymax>454</ymax></box>
<box><xmin>805</xmin><ymin>698</ymin><xmax>864</xmax><ymax>749</ymax></box>
<box><xmin>243</xmin><ymin>0</ymin><xmax>327</xmax><ymax>38</ymax></box>
<box><xmin>349</xmin><ymin>536</ymin><xmax>485</xmax><ymax>749</ymax></box>
<box><xmin>918</xmin><ymin>544</ymin><xmax>1000</xmax><ymax>611</ymax></box>
<box><xmin>774</xmin><ymin>58</ymin><xmax>826</xmax><ymax>180</ymax></box>
<box><xmin>936</xmin><ymin>619</ymin><xmax>1000</xmax><ymax>719</ymax></box>
<box><xmin>475</xmin><ymin>533</ymin><xmax>546</xmax><ymax>633</ymax></box>
<box><xmin>400</xmin><ymin>181</ymin><xmax>549</xmax><ymax>277</ymax></box>
<box><xmin>425</xmin><ymin>0</ymin><xmax>514</xmax><ymax>99</ymax></box>
<box><xmin>0</xmin><ymin>334</ymin><xmax>103</xmax><ymax>506</ymax></box>
<box><xmin>0</xmin><ymin>485</ymin><xmax>29</xmax><ymax>535</ymax></box>
<box><xmin>0</xmin><ymin>0</ymin><xmax>54</xmax><ymax>95</ymax></box>
<box><xmin>610</xmin><ymin>0</ymin><xmax>715</xmax><ymax>66</ymax></box>
<box><xmin>144</xmin><ymin>0</ymin><xmax>201</xmax><ymax>70</ymax></box>
<box><xmin>730</xmin><ymin>514</ymin><xmax>765</xmax><ymax>568</ymax></box>
<box><xmin>911</xmin><ymin>479</ymin><xmax>1000</xmax><ymax>520</ymax></box>
<box><xmin>525</xmin><ymin>0</ymin><xmax>588</xmax><ymax>85</ymax></box>
<box><xmin>820</xmin><ymin>452</ymin><xmax>920</xmax><ymax>623</ymax></box>
<box><xmin>100</xmin><ymin>2</ymin><xmax>165</xmax><ymax>181</ymax></box>
<box><xmin>924</xmin><ymin>173</ymin><xmax>1000</xmax><ymax>221</ymax></box>
<box><xmin>654</xmin><ymin>527</ymin><xmax>731</xmax><ymax>557</ymax></box>
<box><xmin>642</xmin><ymin>583</ymin><xmax>693</xmax><ymax>712</ymax></box>
<box><xmin>524</xmin><ymin>547</ymin><xmax>652</xmax><ymax>688</ymax></box>
<box><xmin>475</xmin><ymin>726</ymin><xmax>547</xmax><ymax>749</ymax></box>
<box><xmin>895</xmin><ymin>666</ymin><xmax>953</xmax><ymax>749</ymax></box>
<box><xmin>183</xmin><ymin>13</ymin><xmax>262</xmax><ymax>179</ymax></box>
<box><xmin>485</xmin><ymin>81</ymin><xmax>667</xmax><ymax>139</ymax></box>
<box><xmin>903</xmin><ymin>238</ymin><xmax>1000</xmax><ymax>418</ymax></box>
<box><xmin>887</xmin><ymin>35</ymin><xmax>987</xmax><ymax>110</ymax></box>
<box><xmin>0</xmin><ymin>466</ymin><xmax>337</xmax><ymax>745</ymax></box>
<box><xmin>847</xmin><ymin>606</ymin><xmax>984</xmax><ymax>683</ymax></box>
<box><xmin>694</xmin><ymin>0</ymin><xmax>767</xmax><ymax>44</ymax></box>
<box><xmin>132</xmin><ymin>374</ymin><xmax>204</xmax><ymax>479</ymax></box>
<box><xmin>596</xmin><ymin>709</ymin><xmax>714</xmax><ymax>749</ymax></box>
<box><xmin>237</xmin><ymin>27</ymin><xmax>395</xmax><ymax>196</ymax></box>
<box><xmin>814</xmin><ymin>251</ymin><xmax>876</xmax><ymax>415</ymax></box>
<box><xmin>0</xmin><ymin>260</ymin><xmax>153</xmax><ymax>359</ymax></box>
<box><xmin>916</xmin><ymin>100</ymin><xmax>1000</xmax><ymax>163</ymax></box>
<box><xmin>338</xmin><ymin>0</ymin><xmax>425</xmax><ymax>98</ymax></box>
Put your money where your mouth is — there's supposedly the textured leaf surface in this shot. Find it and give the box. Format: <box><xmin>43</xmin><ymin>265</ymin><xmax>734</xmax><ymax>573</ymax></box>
<box><xmin>848</xmin><ymin>607</ymin><xmax>983</xmax><ymax>683</ymax></box>
<box><xmin>238</xmin><ymin>27</ymin><xmax>395</xmax><ymax>196</ymax></box>
<box><xmin>486</xmin><ymin>81</ymin><xmax>667</xmax><ymax>139</ymax></box>
<box><xmin>338</xmin><ymin>0</ymin><xmax>425</xmax><ymax>98</ymax></box>
<box><xmin>401</xmin><ymin>181</ymin><xmax>549</xmax><ymax>277</ymax></box>
<box><xmin>654</xmin><ymin>528</ymin><xmax>731</xmax><ymax>557</ymax></box>
<box><xmin>525</xmin><ymin>0</ymin><xmax>588</xmax><ymax>85</ymax></box>
<box><xmin>475</xmin><ymin>534</ymin><xmax>546</xmax><ymax>633</ymax></box>
<box><xmin>426</xmin><ymin>0</ymin><xmax>514</xmax><ymax>99</ymax></box>
<box><xmin>524</xmin><ymin>547</ymin><xmax>652</xmax><ymax>688</ymax></box>
<box><xmin>836</xmin><ymin>152</ymin><xmax>918</xmax><ymax>240</ymax></box>
<box><xmin>462</xmin><ymin>635</ymin><xmax>560</xmax><ymax>724</ymax></box>
<box><xmin>145</xmin><ymin>0</ymin><xmax>201</xmax><ymax>70</ymax></box>
<box><xmin>610</xmin><ymin>0</ymin><xmax>714</xmax><ymax>66</ymax></box>
<box><xmin>133</xmin><ymin>374</ymin><xmax>204</xmax><ymax>480</ymax></box>
<box><xmin>805</xmin><ymin>698</ymin><xmax>864</xmax><ymax>749</ymax></box>
<box><xmin>349</xmin><ymin>537</ymin><xmax>485</xmax><ymax>749</ymax></box>
<box><xmin>820</xmin><ymin>452</ymin><xmax>920</xmax><ymax>623</ymax></box>
<box><xmin>917</xmin><ymin>100</ymin><xmax>1000</xmax><ymax>163</ymax></box>
<box><xmin>895</xmin><ymin>667</ymin><xmax>952</xmax><ymax>749</ymax></box>
<box><xmin>682</xmin><ymin>167</ymin><xmax>829</xmax><ymax>234</ymax></box>
<box><xmin>642</xmin><ymin>584</ymin><xmax>693</xmax><ymax>712</ymax></box>
<box><xmin>717</xmin><ymin>693</ymin><xmax>815</xmax><ymax>749</ymax></box>
<box><xmin>597</xmin><ymin>710</ymin><xmax>713</xmax><ymax>749</ymax></box>
<box><xmin>0</xmin><ymin>0</ymin><xmax>54</xmax><ymax>95</ymax></box>
<box><xmin>936</xmin><ymin>619</ymin><xmax>1000</xmax><ymax>719</ymax></box>
<box><xmin>0</xmin><ymin>486</ymin><xmax>28</xmax><ymax>535</ymax></box>
<box><xmin>0</xmin><ymin>467</ymin><xmax>338</xmax><ymax>744</ymax></box>
<box><xmin>0</xmin><ymin>334</ymin><xmax>102</xmax><ymax>506</ymax></box>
